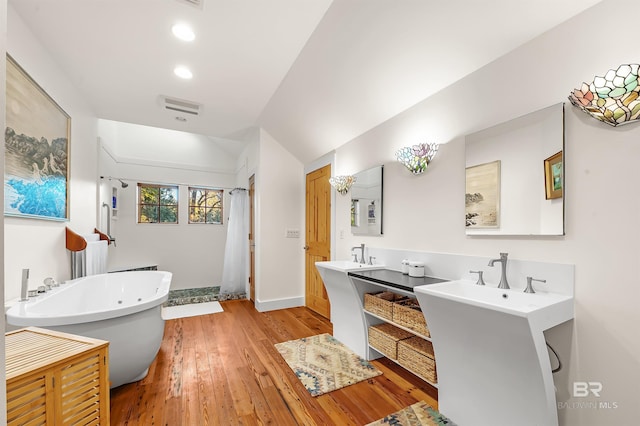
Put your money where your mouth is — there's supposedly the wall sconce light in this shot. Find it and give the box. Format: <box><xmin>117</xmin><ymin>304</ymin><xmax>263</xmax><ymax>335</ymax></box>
<box><xmin>395</xmin><ymin>142</ymin><xmax>439</xmax><ymax>175</ymax></box>
<box><xmin>569</xmin><ymin>63</ymin><xmax>640</xmax><ymax>126</ymax></box>
<box><xmin>329</xmin><ymin>175</ymin><xmax>356</xmax><ymax>195</ymax></box>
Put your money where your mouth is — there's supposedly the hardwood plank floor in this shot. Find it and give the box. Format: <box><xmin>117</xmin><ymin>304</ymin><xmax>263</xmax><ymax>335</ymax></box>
<box><xmin>110</xmin><ymin>300</ymin><xmax>438</xmax><ymax>425</ymax></box>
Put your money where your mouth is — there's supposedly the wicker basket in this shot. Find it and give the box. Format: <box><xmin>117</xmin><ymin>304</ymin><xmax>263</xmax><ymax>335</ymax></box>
<box><xmin>364</xmin><ymin>291</ymin><xmax>408</xmax><ymax>320</ymax></box>
<box><xmin>392</xmin><ymin>298</ymin><xmax>430</xmax><ymax>337</ymax></box>
<box><xmin>397</xmin><ymin>336</ymin><xmax>437</xmax><ymax>384</ymax></box>
<box><xmin>368</xmin><ymin>323</ymin><xmax>413</xmax><ymax>360</ymax></box>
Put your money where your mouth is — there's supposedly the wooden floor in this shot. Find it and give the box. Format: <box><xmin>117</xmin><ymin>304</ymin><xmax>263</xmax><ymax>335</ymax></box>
<box><xmin>110</xmin><ymin>300</ymin><xmax>438</xmax><ymax>425</ymax></box>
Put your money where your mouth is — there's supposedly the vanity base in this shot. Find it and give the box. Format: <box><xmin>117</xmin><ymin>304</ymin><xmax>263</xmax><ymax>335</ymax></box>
<box><xmin>416</xmin><ymin>293</ymin><xmax>561</xmax><ymax>426</ymax></box>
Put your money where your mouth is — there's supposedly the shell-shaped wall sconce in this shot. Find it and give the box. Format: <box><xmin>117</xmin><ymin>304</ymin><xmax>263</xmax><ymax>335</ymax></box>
<box><xmin>569</xmin><ymin>63</ymin><xmax>640</xmax><ymax>126</ymax></box>
<box><xmin>395</xmin><ymin>143</ymin><xmax>439</xmax><ymax>175</ymax></box>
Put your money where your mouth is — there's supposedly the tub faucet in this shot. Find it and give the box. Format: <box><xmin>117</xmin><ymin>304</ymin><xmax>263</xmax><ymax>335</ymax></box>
<box><xmin>488</xmin><ymin>252</ymin><xmax>510</xmax><ymax>289</ymax></box>
<box><xmin>352</xmin><ymin>243</ymin><xmax>365</xmax><ymax>264</ymax></box>
<box><xmin>20</xmin><ymin>269</ymin><xmax>29</xmax><ymax>301</ymax></box>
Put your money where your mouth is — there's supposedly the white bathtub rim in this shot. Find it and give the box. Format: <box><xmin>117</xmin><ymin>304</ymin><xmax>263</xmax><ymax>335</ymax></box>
<box><xmin>6</xmin><ymin>270</ymin><xmax>171</xmax><ymax>327</ymax></box>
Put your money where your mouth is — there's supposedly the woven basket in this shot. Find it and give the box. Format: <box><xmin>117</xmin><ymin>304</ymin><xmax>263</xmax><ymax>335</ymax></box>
<box><xmin>364</xmin><ymin>291</ymin><xmax>408</xmax><ymax>320</ymax></box>
<box><xmin>397</xmin><ymin>336</ymin><xmax>437</xmax><ymax>383</ymax></box>
<box><xmin>368</xmin><ymin>323</ymin><xmax>413</xmax><ymax>360</ymax></box>
<box><xmin>392</xmin><ymin>298</ymin><xmax>430</xmax><ymax>337</ymax></box>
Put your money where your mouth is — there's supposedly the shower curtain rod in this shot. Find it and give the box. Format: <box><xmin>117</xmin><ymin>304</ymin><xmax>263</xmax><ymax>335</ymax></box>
<box><xmin>100</xmin><ymin>176</ymin><xmax>245</xmax><ymax>192</ymax></box>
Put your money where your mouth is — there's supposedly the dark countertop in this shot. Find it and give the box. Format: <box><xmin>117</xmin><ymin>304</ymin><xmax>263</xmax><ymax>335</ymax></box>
<box><xmin>348</xmin><ymin>269</ymin><xmax>447</xmax><ymax>293</ymax></box>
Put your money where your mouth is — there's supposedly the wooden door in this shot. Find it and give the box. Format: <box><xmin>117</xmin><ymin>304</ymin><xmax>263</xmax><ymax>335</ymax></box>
<box><xmin>305</xmin><ymin>164</ymin><xmax>331</xmax><ymax>318</ymax></box>
<box><xmin>249</xmin><ymin>175</ymin><xmax>256</xmax><ymax>302</ymax></box>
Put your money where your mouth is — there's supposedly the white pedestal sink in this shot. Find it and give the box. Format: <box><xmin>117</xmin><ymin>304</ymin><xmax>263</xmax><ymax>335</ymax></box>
<box><xmin>414</xmin><ymin>280</ymin><xmax>574</xmax><ymax>426</ymax></box>
<box><xmin>315</xmin><ymin>261</ymin><xmax>384</xmax><ymax>358</ymax></box>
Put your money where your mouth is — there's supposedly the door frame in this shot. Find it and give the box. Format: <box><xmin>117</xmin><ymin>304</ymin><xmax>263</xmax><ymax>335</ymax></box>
<box><xmin>249</xmin><ymin>174</ymin><xmax>256</xmax><ymax>302</ymax></box>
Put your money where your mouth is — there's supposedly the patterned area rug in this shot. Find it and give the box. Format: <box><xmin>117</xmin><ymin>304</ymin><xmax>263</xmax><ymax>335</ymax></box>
<box><xmin>275</xmin><ymin>333</ymin><xmax>382</xmax><ymax>397</ymax></box>
<box><xmin>164</xmin><ymin>286</ymin><xmax>246</xmax><ymax>307</ymax></box>
<box><xmin>164</xmin><ymin>286</ymin><xmax>220</xmax><ymax>306</ymax></box>
<box><xmin>367</xmin><ymin>401</ymin><xmax>456</xmax><ymax>426</ymax></box>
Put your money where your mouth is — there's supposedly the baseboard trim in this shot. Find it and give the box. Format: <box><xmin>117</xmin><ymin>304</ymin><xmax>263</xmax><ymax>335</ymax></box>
<box><xmin>254</xmin><ymin>296</ymin><xmax>305</xmax><ymax>312</ymax></box>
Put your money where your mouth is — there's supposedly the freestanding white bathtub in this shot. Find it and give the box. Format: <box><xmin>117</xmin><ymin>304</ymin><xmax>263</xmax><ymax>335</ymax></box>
<box><xmin>6</xmin><ymin>270</ymin><xmax>172</xmax><ymax>388</ymax></box>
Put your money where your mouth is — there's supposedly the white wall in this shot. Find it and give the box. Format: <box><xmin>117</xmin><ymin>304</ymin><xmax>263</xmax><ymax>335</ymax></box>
<box><xmin>254</xmin><ymin>129</ymin><xmax>305</xmax><ymax>311</ymax></box>
<box><xmin>4</xmin><ymin>5</ymin><xmax>99</xmax><ymax>301</ymax></box>
<box><xmin>97</xmin><ymin>120</ymin><xmax>239</xmax><ymax>290</ymax></box>
<box><xmin>328</xmin><ymin>1</ymin><xmax>640</xmax><ymax>424</ymax></box>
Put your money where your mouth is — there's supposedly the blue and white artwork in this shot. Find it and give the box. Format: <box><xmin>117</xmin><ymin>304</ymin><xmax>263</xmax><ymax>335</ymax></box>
<box><xmin>5</xmin><ymin>55</ymin><xmax>70</xmax><ymax>221</ymax></box>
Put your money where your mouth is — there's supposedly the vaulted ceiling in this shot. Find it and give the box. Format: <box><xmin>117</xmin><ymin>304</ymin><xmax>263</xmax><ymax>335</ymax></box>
<box><xmin>10</xmin><ymin>0</ymin><xmax>602</xmax><ymax>163</ymax></box>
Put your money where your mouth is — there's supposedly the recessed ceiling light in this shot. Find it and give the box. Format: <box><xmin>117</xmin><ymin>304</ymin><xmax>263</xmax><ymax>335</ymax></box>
<box><xmin>171</xmin><ymin>23</ymin><xmax>195</xmax><ymax>42</ymax></box>
<box><xmin>174</xmin><ymin>66</ymin><xmax>193</xmax><ymax>79</ymax></box>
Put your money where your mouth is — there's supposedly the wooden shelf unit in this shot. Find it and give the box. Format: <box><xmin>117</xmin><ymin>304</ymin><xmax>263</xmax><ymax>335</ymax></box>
<box><xmin>365</xmin><ymin>310</ymin><xmax>438</xmax><ymax>388</ymax></box>
<box><xmin>350</xmin><ymin>276</ymin><xmax>438</xmax><ymax>388</ymax></box>
<box><xmin>6</xmin><ymin>327</ymin><xmax>110</xmax><ymax>425</ymax></box>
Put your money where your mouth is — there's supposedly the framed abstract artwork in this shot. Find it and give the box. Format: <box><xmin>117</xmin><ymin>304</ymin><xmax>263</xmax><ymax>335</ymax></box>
<box><xmin>465</xmin><ymin>160</ymin><xmax>500</xmax><ymax>228</ymax></box>
<box><xmin>544</xmin><ymin>151</ymin><xmax>563</xmax><ymax>200</ymax></box>
<box><xmin>5</xmin><ymin>54</ymin><xmax>70</xmax><ymax>220</ymax></box>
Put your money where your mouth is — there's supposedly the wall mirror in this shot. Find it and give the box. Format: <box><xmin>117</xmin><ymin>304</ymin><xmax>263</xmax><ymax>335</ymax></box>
<box><xmin>465</xmin><ymin>103</ymin><xmax>564</xmax><ymax>236</ymax></box>
<box><xmin>351</xmin><ymin>165</ymin><xmax>383</xmax><ymax>236</ymax></box>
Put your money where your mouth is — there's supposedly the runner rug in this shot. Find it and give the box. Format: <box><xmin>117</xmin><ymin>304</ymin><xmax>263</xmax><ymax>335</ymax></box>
<box><xmin>367</xmin><ymin>400</ymin><xmax>457</xmax><ymax>426</ymax></box>
<box><xmin>275</xmin><ymin>333</ymin><xmax>382</xmax><ymax>397</ymax></box>
<box><xmin>161</xmin><ymin>301</ymin><xmax>224</xmax><ymax>320</ymax></box>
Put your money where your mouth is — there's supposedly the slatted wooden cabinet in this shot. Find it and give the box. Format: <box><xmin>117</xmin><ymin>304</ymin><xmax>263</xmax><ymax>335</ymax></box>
<box><xmin>6</xmin><ymin>327</ymin><xmax>110</xmax><ymax>425</ymax></box>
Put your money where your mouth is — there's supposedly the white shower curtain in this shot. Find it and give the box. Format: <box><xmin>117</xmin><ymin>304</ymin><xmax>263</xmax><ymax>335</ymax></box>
<box><xmin>220</xmin><ymin>189</ymin><xmax>249</xmax><ymax>296</ymax></box>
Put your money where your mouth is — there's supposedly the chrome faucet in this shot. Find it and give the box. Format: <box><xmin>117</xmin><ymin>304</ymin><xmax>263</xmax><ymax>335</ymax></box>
<box><xmin>488</xmin><ymin>252</ymin><xmax>510</xmax><ymax>289</ymax></box>
<box><xmin>20</xmin><ymin>269</ymin><xmax>29</xmax><ymax>301</ymax></box>
<box><xmin>524</xmin><ymin>276</ymin><xmax>546</xmax><ymax>294</ymax></box>
<box><xmin>351</xmin><ymin>243</ymin><xmax>365</xmax><ymax>264</ymax></box>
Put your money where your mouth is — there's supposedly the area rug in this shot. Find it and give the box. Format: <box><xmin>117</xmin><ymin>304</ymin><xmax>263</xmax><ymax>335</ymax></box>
<box><xmin>164</xmin><ymin>286</ymin><xmax>247</xmax><ymax>306</ymax></box>
<box><xmin>161</xmin><ymin>301</ymin><xmax>224</xmax><ymax>320</ymax></box>
<box><xmin>164</xmin><ymin>286</ymin><xmax>220</xmax><ymax>307</ymax></box>
<box><xmin>274</xmin><ymin>333</ymin><xmax>382</xmax><ymax>397</ymax></box>
<box><xmin>367</xmin><ymin>401</ymin><xmax>456</xmax><ymax>426</ymax></box>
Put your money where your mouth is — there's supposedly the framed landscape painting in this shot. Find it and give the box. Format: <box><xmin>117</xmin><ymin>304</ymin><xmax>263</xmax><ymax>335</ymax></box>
<box><xmin>5</xmin><ymin>54</ymin><xmax>70</xmax><ymax>221</ymax></box>
<box><xmin>465</xmin><ymin>160</ymin><xmax>500</xmax><ymax>228</ymax></box>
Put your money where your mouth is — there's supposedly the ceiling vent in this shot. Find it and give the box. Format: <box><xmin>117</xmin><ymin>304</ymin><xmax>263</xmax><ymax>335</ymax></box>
<box><xmin>160</xmin><ymin>96</ymin><xmax>202</xmax><ymax>116</ymax></box>
<box><xmin>174</xmin><ymin>0</ymin><xmax>204</xmax><ymax>10</ymax></box>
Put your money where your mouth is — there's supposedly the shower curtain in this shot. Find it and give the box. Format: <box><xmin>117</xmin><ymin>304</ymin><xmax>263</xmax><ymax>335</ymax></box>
<box><xmin>220</xmin><ymin>189</ymin><xmax>249</xmax><ymax>297</ymax></box>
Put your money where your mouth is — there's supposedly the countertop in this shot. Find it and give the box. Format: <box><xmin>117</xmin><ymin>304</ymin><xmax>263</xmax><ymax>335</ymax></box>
<box><xmin>348</xmin><ymin>269</ymin><xmax>447</xmax><ymax>293</ymax></box>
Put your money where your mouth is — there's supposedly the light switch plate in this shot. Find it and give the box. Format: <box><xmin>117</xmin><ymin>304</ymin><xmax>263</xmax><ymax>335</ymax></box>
<box><xmin>285</xmin><ymin>228</ymin><xmax>300</xmax><ymax>238</ymax></box>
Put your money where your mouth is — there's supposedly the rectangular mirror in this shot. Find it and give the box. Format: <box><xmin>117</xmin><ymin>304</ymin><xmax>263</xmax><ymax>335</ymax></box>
<box><xmin>351</xmin><ymin>165</ymin><xmax>383</xmax><ymax>236</ymax></box>
<box><xmin>465</xmin><ymin>103</ymin><xmax>564</xmax><ymax>236</ymax></box>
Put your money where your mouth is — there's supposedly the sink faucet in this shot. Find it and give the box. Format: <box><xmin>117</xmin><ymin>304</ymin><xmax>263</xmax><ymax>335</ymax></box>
<box><xmin>488</xmin><ymin>252</ymin><xmax>510</xmax><ymax>289</ymax></box>
<box><xmin>351</xmin><ymin>243</ymin><xmax>365</xmax><ymax>264</ymax></box>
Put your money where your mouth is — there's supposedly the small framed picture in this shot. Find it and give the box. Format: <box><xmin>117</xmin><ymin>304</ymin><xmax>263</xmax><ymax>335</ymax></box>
<box><xmin>544</xmin><ymin>151</ymin><xmax>563</xmax><ymax>200</ymax></box>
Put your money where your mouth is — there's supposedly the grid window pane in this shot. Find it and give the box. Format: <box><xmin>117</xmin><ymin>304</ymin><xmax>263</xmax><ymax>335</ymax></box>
<box><xmin>189</xmin><ymin>207</ymin><xmax>205</xmax><ymax>223</ymax></box>
<box><xmin>159</xmin><ymin>205</ymin><xmax>178</xmax><ymax>222</ymax></box>
<box><xmin>138</xmin><ymin>183</ymin><xmax>179</xmax><ymax>224</ymax></box>
<box><xmin>188</xmin><ymin>187</ymin><xmax>223</xmax><ymax>224</ymax></box>
<box><xmin>140</xmin><ymin>204</ymin><xmax>158</xmax><ymax>223</ymax></box>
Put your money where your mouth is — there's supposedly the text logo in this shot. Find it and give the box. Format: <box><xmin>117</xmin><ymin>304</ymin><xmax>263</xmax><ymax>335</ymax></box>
<box><xmin>573</xmin><ymin>382</ymin><xmax>603</xmax><ymax>397</ymax></box>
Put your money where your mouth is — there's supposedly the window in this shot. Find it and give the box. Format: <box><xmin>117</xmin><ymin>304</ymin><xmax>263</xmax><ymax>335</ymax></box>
<box><xmin>138</xmin><ymin>183</ymin><xmax>179</xmax><ymax>223</ymax></box>
<box><xmin>188</xmin><ymin>187</ymin><xmax>223</xmax><ymax>224</ymax></box>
